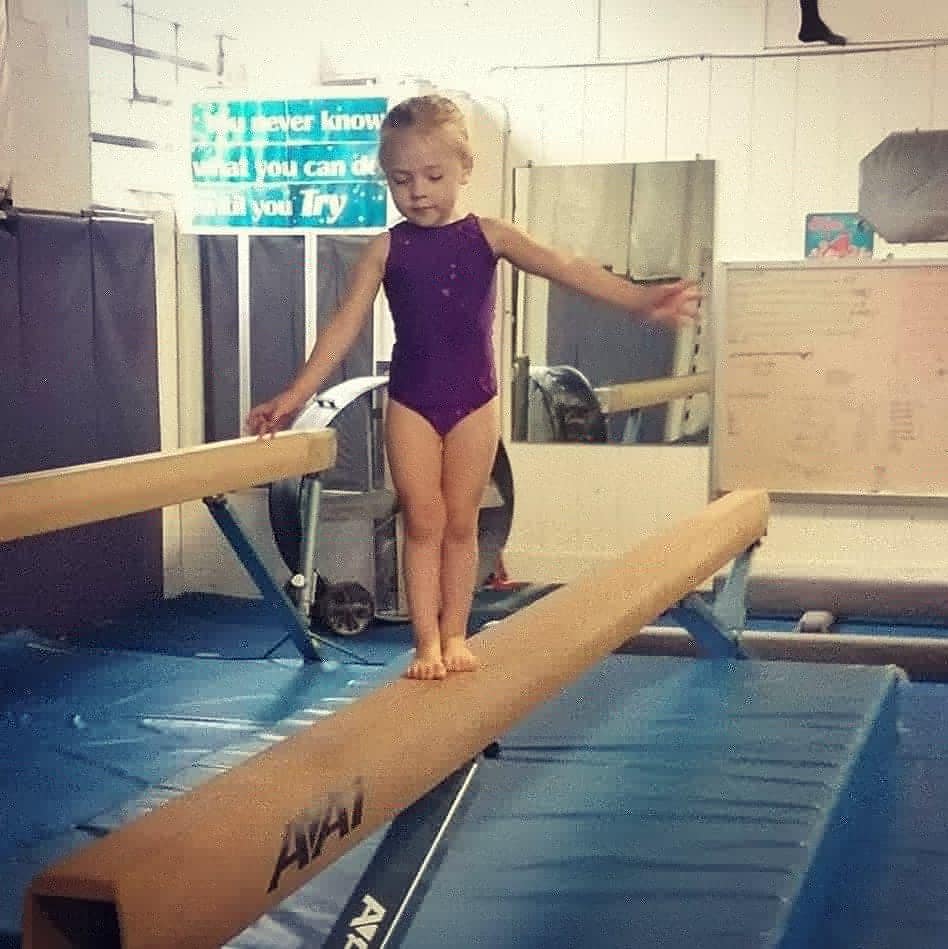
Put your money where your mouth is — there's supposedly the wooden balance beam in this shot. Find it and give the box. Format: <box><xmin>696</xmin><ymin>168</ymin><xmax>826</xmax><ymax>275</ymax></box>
<box><xmin>0</xmin><ymin>431</ymin><xmax>337</xmax><ymax>543</ymax></box>
<box><xmin>23</xmin><ymin>488</ymin><xmax>769</xmax><ymax>949</ymax></box>
<box><xmin>594</xmin><ymin>371</ymin><xmax>711</xmax><ymax>414</ymax></box>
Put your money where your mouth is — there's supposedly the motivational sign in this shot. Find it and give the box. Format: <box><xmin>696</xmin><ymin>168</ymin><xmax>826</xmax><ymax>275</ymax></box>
<box><xmin>189</xmin><ymin>96</ymin><xmax>389</xmax><ymax>230</ymax></box>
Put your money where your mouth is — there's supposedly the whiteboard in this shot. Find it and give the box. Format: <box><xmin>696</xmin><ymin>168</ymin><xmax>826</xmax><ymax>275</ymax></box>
<box><xmin>712</xmin><ymin>260</ymin><xmax>948</xmax><ymax>498</ymax></box>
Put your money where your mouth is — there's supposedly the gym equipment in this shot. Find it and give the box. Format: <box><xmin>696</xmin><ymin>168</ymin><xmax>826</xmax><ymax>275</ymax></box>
<box><xmin>0</xmin><ymin>431</ymin><xmax>335</xmax><ymax>544</ymax></box>
<box><xmin>0</xmin><ymin>431</ymin><xmax>336</xmax><ymax>660</ymax></box>
<box><xmin>859</xmin><ymin>130</ymin><xmax>948</xmax><ymax>243</ymax></box>
<box><xmin>518</xmin><ymin>363</ymin><xmax>709</xmax><ymax>445</ymax></box>
<box><xmin>525</xmin><ymin>364</ymin><xmax>608</xmax><ymax>443</ymax></box>
<box><xmin>0</xmin><ymin>431</ymin><xmax>338</xmax><ymax>662</ymax></box>
<box><xmin>0</xmin><ymin>432</ymin><xmax>339</xmax><ymax>663</ymax></box>
<box><xmin>593</xmin><ymin>371</ymin><xmax>710</xmax><ymax>414</ymax></box>
<box><xmin>268</xmin><ymin>377</ymin><xmax>515</xmax><ymax>633</ymax></box>
<box><xmin>21</xmin><ymin>488</ymin><xmax>769</xmax><ymax>949</ymax></box>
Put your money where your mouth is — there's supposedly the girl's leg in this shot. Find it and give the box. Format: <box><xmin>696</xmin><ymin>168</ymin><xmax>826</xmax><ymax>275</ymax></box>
<box><xmin>798</xmin><ymin>0</ymin><xmax>846</xmax><ymax>44</ymax></box>
<box><xmin>386</xmin><ymin>399</ymin><xmax>447</xmax><ymax>680</ymax></box>
<box><xmin>440</xmin><ymin>398</ymin><xmax>500</xmax><ymax>672</ymax></box>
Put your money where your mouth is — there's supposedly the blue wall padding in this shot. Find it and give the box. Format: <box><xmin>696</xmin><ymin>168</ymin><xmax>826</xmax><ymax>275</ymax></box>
<box><xmin>0</xmin><ymin>213</ymin><xmax>161</xmax><ymax>631</ymax></box>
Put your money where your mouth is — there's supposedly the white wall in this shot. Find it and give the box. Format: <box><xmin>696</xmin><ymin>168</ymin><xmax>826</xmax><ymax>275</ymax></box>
<box><xmin>482</xmin><ymin>2</ymin><xmax>948</xmax><ymax>590</ymax></box>
<box><xmin>262</xmin><ymin>0</ymin><xmax>948</xmax><ymax>594</ymax></box>
<box><xmin>11</xmin><ymin>0</ymin><xmax>947</xmax><ymax>605</ymax></box>
<box><xmin>3</xmin><ymin>0</ymin><xmax>91</xmax><ymax>209</ymax></box>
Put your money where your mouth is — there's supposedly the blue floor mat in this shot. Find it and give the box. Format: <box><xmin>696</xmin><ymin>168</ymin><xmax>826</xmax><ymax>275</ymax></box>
<box><xmin>70</xmin><ymin>592</ymin><xmax>394</xmax><ymax>663</ymax></box>
<box><xmin>0</xmin><ymin>584</ymin><xmax>560</xmax><ymax>944</ymax></box>
<box><xmin>821</xmin><ymin>682</ymin><xmax>948</xmax><ymax>948</ymax></box>
<box><xmin>396</xmin><ymin>655</ymin><xmax>900</xmax><ymax>949</ymax></box>
<box><xmin>68</xmin><ymin>585</ymin><xmax>560</xmax><ymax>666</ymax></box>
<box><xmin>0</xmin><ymin>626</ymin><xmax>397</xmax><ymax>943</ymax></box>
<box><xmin>5</xmin><ymin>590</ymin><xmax>948</xmax><ymax>949</ymax></box>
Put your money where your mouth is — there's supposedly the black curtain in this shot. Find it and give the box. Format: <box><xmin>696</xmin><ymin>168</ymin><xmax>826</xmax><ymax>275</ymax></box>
<box><xmin>91</xmin><ymin>219</ymin><xmax>160</xmax><ymax>459</ymax></box>
<box><xmin>250</xmin><ymin>236</ymin><xmax>306</xmax><ymax>408</ymax></box>
<box><xmin>0</xmin><ymin>213</ymin><xmax>161</xmax><ymax>632</ymax></box>
<box><xmin>19</xmin><ymin>215</ymin><xmax>98</xmax><ymax>471</ymax></box>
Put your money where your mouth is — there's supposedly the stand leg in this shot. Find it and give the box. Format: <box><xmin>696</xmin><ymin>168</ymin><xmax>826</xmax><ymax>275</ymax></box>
<box><xmin>322</xmin><ymin>759</ymin><xmax>480</xmax><ymax>949</ymax></box>
<box><xmin>670</xmin><ymin>543</ymin><xmax>759</xmax><ymax>659</ymax></box>
<box><xmin>295</xmin><ymin>474</ymin><xmax>322</xmax><ymax>623</ymax></box>
<box><xmin>204</xmin><ymin>494</ymin><xmax>321</xmax><ymax>662</ymax></box>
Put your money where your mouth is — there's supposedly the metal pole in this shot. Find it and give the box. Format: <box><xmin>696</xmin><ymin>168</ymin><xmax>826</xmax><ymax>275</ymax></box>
<box><xmin>296</xmin><ymin>474</ymin><xmax>323</xmax><ymax>626</ymax></box>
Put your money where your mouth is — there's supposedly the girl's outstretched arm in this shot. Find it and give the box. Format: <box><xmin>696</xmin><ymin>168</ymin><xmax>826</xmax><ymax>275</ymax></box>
<box><xmin>480</xmin><ymin>217</ymin><xmax>701</xmax><ymax>329</ymax></box>
<box><xmin>246</xmin><ymin>232</ymin><xmax>389</xmax><ymax>436</ymax></box>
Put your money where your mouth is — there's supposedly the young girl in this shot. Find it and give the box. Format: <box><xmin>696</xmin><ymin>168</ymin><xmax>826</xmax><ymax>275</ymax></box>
<box><xmin>246</xmin><ymin>95</ymin><xmax>701</xmax><ymax>681</ymax></box>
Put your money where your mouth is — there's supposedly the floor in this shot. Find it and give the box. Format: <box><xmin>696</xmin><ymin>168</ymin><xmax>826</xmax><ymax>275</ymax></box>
<box><xmin>2</xmin><ymin>591</ymin><xmax>947</xmax><ymax>948</ymax></box>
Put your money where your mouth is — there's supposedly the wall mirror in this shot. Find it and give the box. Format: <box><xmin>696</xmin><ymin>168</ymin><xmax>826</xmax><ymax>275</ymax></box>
<box><xmin>509</xmin><ymin>160</ymin><xmax>714</xmax><ymax>446</ymax></box>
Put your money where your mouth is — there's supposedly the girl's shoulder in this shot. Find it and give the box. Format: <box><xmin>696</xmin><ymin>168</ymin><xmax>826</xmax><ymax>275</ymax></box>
<box><xmin>366</xmin><ymin>229</ymin><xmax>391</xmax><ymax>259</ymax></box>
<box><xmin>352</xmin><ymin>230</ymin><xmax>390</xmax><ymax>279</ymax></box>
<box><xmin>475</xmin><ymin>216</ymin><xmax>521</xmax><ymax>258</ymax></box>
<box><xmin>475</xmin><ymin>215</ymin><xmax>505</xmax><ymax>238</ymax></box>
<box><xmin>369</xmin><ymin>229</ymin><xmax>392</xmax><ymax>249</ymax></box>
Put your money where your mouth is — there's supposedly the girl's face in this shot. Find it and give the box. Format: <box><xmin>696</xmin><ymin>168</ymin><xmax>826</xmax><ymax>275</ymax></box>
<box><xmin>383</xmin><ymin>128</ymin><xmax>471</xmax><ymax>227</ymax></box>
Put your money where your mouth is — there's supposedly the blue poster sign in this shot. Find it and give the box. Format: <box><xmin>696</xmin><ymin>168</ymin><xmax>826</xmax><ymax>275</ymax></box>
<box><xmin>189</xmin><ymin>96</ymin><xmax>389</xmax><ymax>231</ymax></box>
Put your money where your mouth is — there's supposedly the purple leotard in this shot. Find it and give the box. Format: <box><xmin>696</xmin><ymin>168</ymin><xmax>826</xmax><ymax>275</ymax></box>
<box><xmin>383</xmin><ymin>214</ymin><xmax>498</xmax><ymax>437</ymax></box>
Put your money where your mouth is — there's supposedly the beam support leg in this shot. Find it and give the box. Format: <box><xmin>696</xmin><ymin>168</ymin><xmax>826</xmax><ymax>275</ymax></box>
<box><xmin>204</xmin><ymin>494</ymin><xmax>321</xmax><ymax>662</ymax></box>
<box><xmin>669</xmin><ymin>544</ymin><xmax>759</xmax><ymax>659</ymax></box>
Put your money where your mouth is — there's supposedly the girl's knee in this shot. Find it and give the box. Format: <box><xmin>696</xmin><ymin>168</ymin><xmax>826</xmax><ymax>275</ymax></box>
<box><xmin>404</xmin><ymin>498</ymin><xmax>446</xmax><ymax>544</ymax></box>
<box><xmin>443</xmin><ymin>508</ymin><xmax>478</xmax><ymax>546</ymax></box>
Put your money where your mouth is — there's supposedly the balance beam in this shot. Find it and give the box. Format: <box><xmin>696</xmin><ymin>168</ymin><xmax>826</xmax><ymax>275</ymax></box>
<box><xmin>23</xmin><ymin>488</ymin><xmax>769</xmax><ymax>949</ymax></box>
<box><xmin>621</xmin><ymin>624</ymin><xmax>948</xmax><ymax>682</ymax></box>
<box><xmin>0</xmin><ymin>431</ymin><xmax>336</xmax><ymax>543</ymax></box>
<box><xmin>594</xmin><ymin>371</ymin><xmax>711</xmax><ymax>414</ymax></box>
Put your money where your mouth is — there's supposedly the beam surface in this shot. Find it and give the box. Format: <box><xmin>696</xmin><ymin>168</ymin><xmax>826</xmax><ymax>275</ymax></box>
<box><xmin>595</xmin><ymin>371</ymin><xmax>711</xmax><ymax>413</ymax></box>
<box><xmin>620</xmin><ymin>626</ymin><xmax>948</xmax><ymax>681</ymax></box>
<box><xmin>0</xmin><ymin>431</ymin><xmax>336</xmax><ymax>543</ymax></box>
<box><xmin>23</xmin><ymin>489</ymin><xmax>769</xmax><ymax>949</ymax></box>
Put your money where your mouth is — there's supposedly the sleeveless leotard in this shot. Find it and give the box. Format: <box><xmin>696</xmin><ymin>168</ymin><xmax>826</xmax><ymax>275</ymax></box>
<box><xmin>382</xmin><ymin>214</ymin><xmax>498</xmax><ymax>437</ymax></box>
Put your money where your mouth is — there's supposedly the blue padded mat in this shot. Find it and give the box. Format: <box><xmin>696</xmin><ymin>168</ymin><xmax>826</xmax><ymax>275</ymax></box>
<box><xmin>0</xmin><ymin>627</ymin><xmax>399</xmax><ymax>944</ymax></box>
<box><xmin>1</xmin><ymin>586</ymin><xmax>558</xmax><ymax>947</ymax></box>
<box><xmin>823</xmin><ymin>682</ymin><xmax>948</xmax><ymax>948</ymax></box>
<box><xmin>69</xmin><ymin>587</ymin><xmax>559</xmax><ymax>666</ymax></box>
<box><xmin>5</xmin><ymin>594</ymin><xmax>948</xmax><ymax>949</ymax></box>
<box><xmin>69</xmin><ymin>592</ymin><xmax>403</xmax><ymax>664</ymax></box>
<box><xmin>395</xmin><ymin>656</ymin><xmax>899</xmax><ymax>949</ymax></box>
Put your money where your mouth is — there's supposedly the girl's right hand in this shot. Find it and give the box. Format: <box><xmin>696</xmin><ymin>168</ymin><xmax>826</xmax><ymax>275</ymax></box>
<box><xmin>245</xmin><ymin>391</ymin><xmax>305</xmax><ymax>437</ymax></box>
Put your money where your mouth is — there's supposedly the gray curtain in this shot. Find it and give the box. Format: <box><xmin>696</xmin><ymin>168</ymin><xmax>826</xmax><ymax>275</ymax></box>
<box><xmin>250</xmin><ymin>236</ymin><xmax>306</xmax><ymax>408</ymax></box>
<box><xmin>200</xmin><ymin>233</ymin><xmax>374</xmax><ymax>444</ymax></box>
<box><xmin>546</xmin><ymin>282</ymin><xmax>675</xmax><ymax>442</ymax></box>
<box><xmin>200</xmin><ymin>235</ymin><xmax>239</xmax><ymax>441</ymax></box>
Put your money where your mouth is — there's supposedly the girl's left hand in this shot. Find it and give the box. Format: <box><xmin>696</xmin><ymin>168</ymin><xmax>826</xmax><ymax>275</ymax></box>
<box><xmin>643</xmin><ymin>279</ymin><xmax>702</xmax><ymax>328</ymax></box>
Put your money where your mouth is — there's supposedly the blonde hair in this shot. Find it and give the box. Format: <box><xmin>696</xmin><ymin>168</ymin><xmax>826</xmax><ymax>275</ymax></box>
<box><xmin>378</xmin><ymin>95</ymin><xmax>473</xmax><ymax>172</ymax></box>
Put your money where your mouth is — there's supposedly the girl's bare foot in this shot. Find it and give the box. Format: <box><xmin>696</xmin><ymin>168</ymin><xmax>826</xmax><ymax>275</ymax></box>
<box><xmin>442</xmin><ymin>636</ymin><xmax>479</xmax><ymax>673</ymax></box>
<box><xmin>404</xmin><ymin>646</ymin><xmax>447</xmax><ymax>680</ymax></box>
